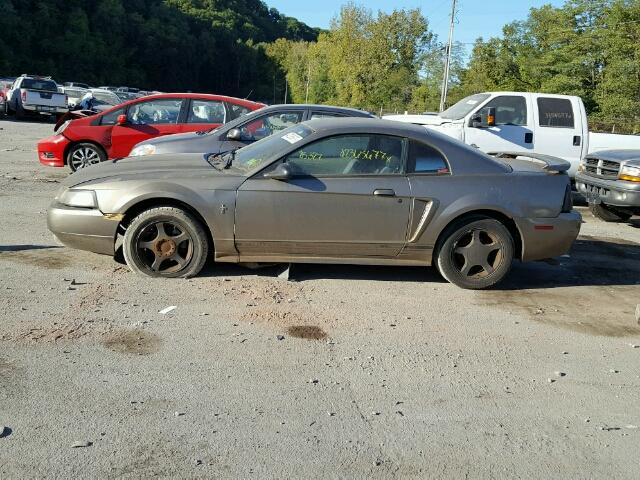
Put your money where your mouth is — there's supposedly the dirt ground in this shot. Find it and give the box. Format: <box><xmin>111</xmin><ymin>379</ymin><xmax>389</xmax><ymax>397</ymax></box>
<box><xmin>1</xmin><ymin>117</ymin><xmax>639</xmax><ymax>479</ymax></box>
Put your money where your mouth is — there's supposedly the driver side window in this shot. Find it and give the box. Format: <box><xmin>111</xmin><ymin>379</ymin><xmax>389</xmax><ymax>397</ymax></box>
<box><xmin>480</xmin><ymin>95</ymin><xmax>527</xmax><ymax>126</ymax></box>
<box><xmin>239</xmin><ymin>111</ymin><xmax>303</xmax><ymax>142</ymax></box>
<box><xmin>283</xmin><ymin>134</ymin><xmax>404</xmax><ymax>176</ymax></box>
<box><xmin>127</xmin><ymin>99</ymin><xmax>183</xmax><ymax>125</ymax></box>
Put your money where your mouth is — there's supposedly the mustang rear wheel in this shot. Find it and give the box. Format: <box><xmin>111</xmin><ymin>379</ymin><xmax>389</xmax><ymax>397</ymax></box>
<box><xmin>123</xmin><ymin>207</ymin><xmax>209</xmax><ymax>278</ymax></box>
<box><xmin>67</xmin><ymin>143</ymin><xmax>106</xmax><ymax>172</ymax></box>
<box><xmin>436</xmin><ymin>216</ymin><xmax>514</xmax><ymax>289</ymax></box>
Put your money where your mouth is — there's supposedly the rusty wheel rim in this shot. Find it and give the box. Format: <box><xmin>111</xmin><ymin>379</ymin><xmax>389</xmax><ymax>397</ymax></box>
<box><xmin>135</xmin><ymin>220</ymin><xmax>193</xmax><ymax>274</ymax></box>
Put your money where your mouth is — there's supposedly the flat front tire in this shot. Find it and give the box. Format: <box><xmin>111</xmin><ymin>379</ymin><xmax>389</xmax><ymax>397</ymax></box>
<box><xmin>436</xmin><ymin>216</ymin><xmax>514</xmax><ymax>289</ymax></box>
<box><xmin>123</xmin><ymin>207</ymin><xmax>209</xmax><ymax>278</ymax></box>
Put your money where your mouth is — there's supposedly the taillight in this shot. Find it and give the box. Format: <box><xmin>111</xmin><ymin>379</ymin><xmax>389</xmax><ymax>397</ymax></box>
<box><xmin>562</xmin><ymin>183</ymin><xmax>573</xmax><ymax>213</ymax></box>
<box><xmin>21</xmin><ymin>90</ymin><xmax>26</xmax><ymax>102</ymax></box>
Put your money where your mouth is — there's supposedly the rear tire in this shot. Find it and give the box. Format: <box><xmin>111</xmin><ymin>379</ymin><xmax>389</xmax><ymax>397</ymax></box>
<box><xmin>66</xmin><ymin>143</ymin><xmax>107</xmax><ymax>172</ymax></box>
<box><xmin>123</xmin><ymin>206</ymin><xmax>209</xmax><ymax>278</ymax></box>
<box><xmin>436</xmin><ymin>216</ymin><xmax>514</xmax><ymax>290</ymax></box>
<box><xmin>589</xmin><ymin>203</ymin><xmax>631</xmax><ymax>223</ymax></box>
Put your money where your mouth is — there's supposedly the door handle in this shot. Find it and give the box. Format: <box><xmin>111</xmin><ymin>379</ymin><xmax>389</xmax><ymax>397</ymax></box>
<box><xmin>373</xmin><ymin>189</ymin><xmax>396</xmax><ymax>197</ymax></box>
<box><xmin>524</xmin><ymin>132</ymin><xmax>533</xmax><ymax>144</ymax></box>
<box><xmin>573</xmin><ymin>135</ymin><xmax>581</xmax><ymax>146</ymax></box>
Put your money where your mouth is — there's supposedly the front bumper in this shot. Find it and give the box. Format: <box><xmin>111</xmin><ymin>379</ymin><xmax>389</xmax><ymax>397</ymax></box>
<box><xmin>47</xmin><ymin>202</ymin><xmax>119</xmax><ymax>255</ymax></box>
<box><xmin>575</xmin><ymin>173</ymin><xmax>640</xmax><ymax>207</ymax></box>
<box><xmin>38</xmin><ymin>134</ymin><xmax>70</xmax><ymax>167</ymax></box>
<box><xmin>517</xmin><ymin>211</ymin><xmax>582</xmax><ymax>262</ymax></box>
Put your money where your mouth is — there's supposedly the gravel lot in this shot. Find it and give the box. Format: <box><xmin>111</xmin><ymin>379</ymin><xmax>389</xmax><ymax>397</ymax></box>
<box><xmin>1</xmin><ymin>117</ymin><xmax>640</xmax><ymax>479</ymax></box>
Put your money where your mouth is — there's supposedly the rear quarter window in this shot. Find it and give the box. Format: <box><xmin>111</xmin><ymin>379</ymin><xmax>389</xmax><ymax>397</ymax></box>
<box><xmin>537</xmin><ymin>98</ymin><xmax>575</xmax><ymax>128</ymax></box>
<box><xmin>408</xmin><ymin>140</ymin><xmax>450</xmax><ymax>174</ymax></box>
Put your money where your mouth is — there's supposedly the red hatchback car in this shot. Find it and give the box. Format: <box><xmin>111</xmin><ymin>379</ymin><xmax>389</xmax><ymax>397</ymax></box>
<box><xmin>38</xmin><ymin>93</ymin><xmax>265</xmax><ymax>171</ymax></box>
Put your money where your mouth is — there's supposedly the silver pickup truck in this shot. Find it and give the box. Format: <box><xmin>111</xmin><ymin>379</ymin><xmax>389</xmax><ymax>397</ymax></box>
<box><xmin>5</xmin><ymin>74</ymin><xmax>68</xmax><ymax>119</ymax></box>
<box><xmin>576</xmin><ymin>150</ymin><xmax>640</xmax><ymax>222</ymax></box>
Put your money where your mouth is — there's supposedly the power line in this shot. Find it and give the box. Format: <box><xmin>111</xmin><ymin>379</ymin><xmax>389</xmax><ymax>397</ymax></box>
<box><xmin>439</xmin><ymin>0</ymin><xmax>457</xmax><ymax>112</ymax></box>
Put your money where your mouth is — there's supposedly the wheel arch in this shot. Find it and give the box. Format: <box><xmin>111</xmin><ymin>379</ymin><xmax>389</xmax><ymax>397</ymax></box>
<box><xmin>64</xmin><ymin>140</ymin><xmax>107</xmax><ymax>166</ymax></box>
<box><xmin>434</xmin><ymin>209</ymin><xmax>523</xmax><ymax>261</ymax></box>
<box><xmin>117</xmin><ymin>197</ymin><xmax>214</xmax><ymax>255</ymax></box>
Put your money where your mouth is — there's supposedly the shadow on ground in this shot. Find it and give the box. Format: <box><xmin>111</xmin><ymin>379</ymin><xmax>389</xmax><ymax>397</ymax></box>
<box><xmin>0</xmin><ymin>245</ymin><xmax>63</xmax><ymax>253</ymax></box>
<box><xmin>200</xmin><ymin>235</ymin><xmax>639</xmax><ymax>289</ymax></box>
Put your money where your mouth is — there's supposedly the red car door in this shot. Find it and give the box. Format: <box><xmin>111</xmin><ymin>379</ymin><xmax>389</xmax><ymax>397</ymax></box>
<box><xmin>109</xmin><ymin>97</ymin><xmax>185</xmax><ymax>158</ymax></box>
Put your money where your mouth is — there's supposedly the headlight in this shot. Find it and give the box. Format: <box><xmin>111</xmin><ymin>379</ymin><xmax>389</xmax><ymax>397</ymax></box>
<box><xmin>619</xmin><ymin>163</ymin><xmax>640</xmax><ymax>182</ymax></box>
<box><xmin>129</xmin><ymin>144</ymin><xmax>156</xmax><ymax>157</ymax></box>
<box><xmin>55</xmin><ymin>120</ymin><xmax>71</xmax><ymax>135</ymax></box>
<box><xmin>59</xmin><ymin>189</ymin><xmax>97</xmax><ymax>208</ymax></box>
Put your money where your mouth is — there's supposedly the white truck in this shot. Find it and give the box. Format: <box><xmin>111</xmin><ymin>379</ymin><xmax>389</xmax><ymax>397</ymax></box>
<box><xmin>5</xmin><ymin>74</ymin><xmax>69</xmax><ymax>119</ymax></box>
<box><xmin>384</xmin><ymin>92</ymin><xmax>640</xmax><ymax>178</ymax></box>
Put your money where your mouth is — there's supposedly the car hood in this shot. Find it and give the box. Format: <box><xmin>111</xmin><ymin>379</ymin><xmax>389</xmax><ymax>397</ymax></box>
<box><xmin>64</xmin><ymin>153</ymin><xmax>228</xmax><ymax>187</ymax></box>
<box><xmin>383</xmin><ymin>114</ymin><xmax>453</xmax><ymax>126</ymax></box>
<box><xmin>136</xmin><ymin>130</ymin><xmax>227</xmax><ymax>155</ymax></box>
<box><xmin>586</xmin><ymin>149</ymin><xmax>640</xmax><ymax>163</ymax></box>
<box><xmin>139</xmin><ymin>130</ymin><xmax>205</xmax><ymax>146</ymax></box>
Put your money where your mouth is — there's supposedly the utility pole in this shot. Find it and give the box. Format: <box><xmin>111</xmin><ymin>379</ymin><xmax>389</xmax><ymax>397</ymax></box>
<box><xmin>439</xmin><ymin>0</ymin><xmax>457</xmax><ymax>112</ymax></box>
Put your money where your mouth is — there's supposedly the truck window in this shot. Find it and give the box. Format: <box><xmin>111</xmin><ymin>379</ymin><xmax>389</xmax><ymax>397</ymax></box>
<box><xmin>482</xmin><ymin>95</ymin><xmax>527</xmax><ymax>126</ymax></box>
<box><xmin>20</xmin><ymin>78</ymin><xmax>58</xmax><ymax>92</ymax></box>
<box><xmin>440</xmin><ymin>93</ymin><xmax>490</xmax><ymax>120</ymax></box>
<box><xmin>537</xmin><ymin>98</ymin><xmax>574</xmax><ymax>128</ymax></box>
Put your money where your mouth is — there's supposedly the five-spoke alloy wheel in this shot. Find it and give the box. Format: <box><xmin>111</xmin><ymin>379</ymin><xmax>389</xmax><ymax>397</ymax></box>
<box><xmin>67</xmin><ymin>143</ymin><xmax>106</xmax><ymax>172</ymax></box>
<box><xmin>436</xmin><ymin>216</ymin><xmax>514</xmax><ymax>289</ymax></box>
<box><xmin>123</xmin><ymin>207</ymin><xmax>209</xmax><ymax>278</ymax></box>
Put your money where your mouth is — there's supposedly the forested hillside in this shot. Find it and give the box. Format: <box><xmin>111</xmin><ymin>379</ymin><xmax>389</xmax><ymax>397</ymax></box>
<box><xmin>0</xmin><ymin>0</ymin><xmax>318</xmax><ymax>99</ymax></box>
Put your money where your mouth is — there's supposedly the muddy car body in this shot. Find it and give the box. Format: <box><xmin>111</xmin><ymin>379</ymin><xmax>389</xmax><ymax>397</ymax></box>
<box><xmin>47</xmin><ymin>118</ymin><xmax>581</xmax><ymax>289</ymax></box>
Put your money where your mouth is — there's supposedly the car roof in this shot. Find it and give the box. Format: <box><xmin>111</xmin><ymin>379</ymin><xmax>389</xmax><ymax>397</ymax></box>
<box><xmin>94</xmin><ymin>93</ymin><xmax>265</xmax><ymax>116</ymax></box>
<box><xmin>257</xmin><ymin>104</ymin><xmax>373</xmax><ymax>116</ymax></box>
<box><xmin>303</xmin><ymin>117</ymin><xmax>432</xmax><ymax>137</ymax></box>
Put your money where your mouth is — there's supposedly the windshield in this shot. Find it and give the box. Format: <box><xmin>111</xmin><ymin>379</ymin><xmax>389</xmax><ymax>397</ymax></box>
<box><xmin>440</xmin><ymin>93</ymin><xmax>490</xmax><ymax>120</ymax></box>
<box><xmin>228</xmin><ymin>124</ymin><xmax>314</xmax><ymax>174</ymax></box>
<box><xmin>21</xmin><ymin>78</ymin><xmax>58</xmax><ymax>92</ymax></box>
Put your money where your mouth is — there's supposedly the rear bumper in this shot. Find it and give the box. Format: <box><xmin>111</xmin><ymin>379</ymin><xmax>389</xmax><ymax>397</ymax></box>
<box><xmin>575</xmin><ymin>173</ymin><xmax>640</xmax><ymax>207</ymax></box>
<box><xmin>517</xmin><ymin>211</ymin><xmax>582</xmax><ymax>262</ymax></box>
<box><xmin>23</xmin><ymin>104</ymin><xmax>68</xmax><ymax>114</ymax></box>
<box><xmin>47</xmin><ymin>202</ymin><xmax>118</xmax><ymax>255</ymax></box>
<box><xmin>38</xmin><ymin>134</ymin><xmax>70</xmax><ymax>167</ymax></box>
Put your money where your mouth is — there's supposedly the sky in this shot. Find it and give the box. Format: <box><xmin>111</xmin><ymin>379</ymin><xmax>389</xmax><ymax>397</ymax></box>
<box><xmin>269</xmin><ymin>0</ymin><xmax>566</xmax><ymax>55</ymax></box>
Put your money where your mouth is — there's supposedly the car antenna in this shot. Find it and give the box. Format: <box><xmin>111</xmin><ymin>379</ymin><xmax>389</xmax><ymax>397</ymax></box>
<box><xmin>244</xmin><ymin>90</ymin><xmax>253</xmax><ymax>100</ymax></box>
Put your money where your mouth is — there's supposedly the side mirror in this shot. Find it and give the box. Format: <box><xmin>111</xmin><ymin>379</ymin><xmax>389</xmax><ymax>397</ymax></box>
<box><xmin>484</xmin><ymin>107</ymin><xmax>496</xmax><ymax>127</ymax></box>
<box><xmin>226</xmin><ymin>128</ymin><xmax>242</xmax><ymax>141</ymax></box>
<box><xmin>116</xmin><ymin>114</ymin><xmax>127</xmax><ymax>126</ymax></box>
<box><xmin>263</xmin><ymin>163</ymin><xmax>293</xmax><ymax>181</ymax></box>
<box><xmin>471</xmin><ymin>107</ymin><xmax>496</xmax><ymax>128</ymax></box>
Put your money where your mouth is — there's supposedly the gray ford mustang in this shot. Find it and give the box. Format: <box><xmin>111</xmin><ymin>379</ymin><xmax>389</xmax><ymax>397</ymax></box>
<box><xmin>48</xmin><ymin>118</ymin><xmax>581</xmax><ymax>289</ymax></box>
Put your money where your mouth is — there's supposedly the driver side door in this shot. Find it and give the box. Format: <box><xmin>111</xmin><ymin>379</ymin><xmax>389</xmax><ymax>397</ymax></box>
<box><xmin>465</xmin><ymin>95</ymin><xmax>533</xmax><ymax>152</ymax></box>
<box><xmin>109</xmin><ymin>98</ymin><xmax>185</xmax><ymax>158</ymax></box>
<box><xmin>234</xmin><ymin>133</ymin><xmax>411</xmax><ymax>260</ymax></box>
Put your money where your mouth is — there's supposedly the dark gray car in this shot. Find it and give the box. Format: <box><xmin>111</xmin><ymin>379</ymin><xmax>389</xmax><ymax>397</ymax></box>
<box><xmin>47</xmin><ymin>118</ymin><xmax>581</xmax><ymax>289</ymax></box>
<box><xmin>128</xmin><ymin>104</ymin><xmax>374</xmax><ymax>157</ymax></box>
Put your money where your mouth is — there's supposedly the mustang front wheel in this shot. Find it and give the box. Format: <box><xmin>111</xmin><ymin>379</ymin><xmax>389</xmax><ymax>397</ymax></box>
<box><xmin>436</xmin><ymin>216</ymin><xmax>514</xmax><ymax>289</ymax></box>
<box><xmin>123</xmin><ymin>207</ymin><xmax>209</xmax><ymax>278</ymax></box>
